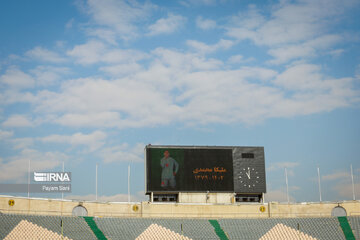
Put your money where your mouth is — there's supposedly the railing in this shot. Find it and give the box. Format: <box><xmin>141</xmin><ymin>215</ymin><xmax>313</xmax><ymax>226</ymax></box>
<box><xmin>93</xmin><ymin>211</ymin><xmax>267</xmax><ymax>218</ymax></box>
<box><xmin>269</xmin><ymin>212</ymin><xmax>332</xmax><ymax>218</ymax></box>
<box><xmin>0</xmin><ymin>208</ymin><xmax>73</xmax><ymax>216</ymax></box>
<box><xmin>3</xmin><ymin>207</ymin><xmax>359</xmax><ymax>218</ymax></box>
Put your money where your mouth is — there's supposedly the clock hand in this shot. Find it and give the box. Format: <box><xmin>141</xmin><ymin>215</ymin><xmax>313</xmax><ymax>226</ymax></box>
<box><xmin>246</xmin><ymin>167</ymin><xmax>251</xmax><ymax>179</ymax></box>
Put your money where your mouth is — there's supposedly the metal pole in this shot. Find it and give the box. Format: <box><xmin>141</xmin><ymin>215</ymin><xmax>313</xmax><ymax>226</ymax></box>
<box><xmin>96</xmin><ymin>164</ymin><xmax>98</xmax><ymax>201</ymax></box>
<box><xmin>62</xmin><ymin>161</ymin><xmax>64</xmax><ymax>200</ymax></box>
<box><xmin>317</xmin><ymin>167</ymin><xmax>322</xmax><ymax>202</ymax></box>
<box><xmin>28</xmin><ymin>160</ymin><xmax>30</xmax><ymax>198</ymax></box>
<box><xmin>285</xmin><ymin>168</ymin><xmax>289</xmax><ymax>203</ymax></box>
<box><xmin>297</xmin><ymin>223</ymin><xmax>300</xmax><ymax>240</ymax></box>
<box><xmin>61</xmin><ymin>219</ymin><xmax>63</xmax><ymax>240</ymax></box>
<box><xmin>128</xmin><ymin>164</ymin><xmax>131</xmax><ymax>203</ymax></box>
<box><xmin>351</xmin><ymin>164</ymin><xmax>355</xmax><ymax>200</ymax></box>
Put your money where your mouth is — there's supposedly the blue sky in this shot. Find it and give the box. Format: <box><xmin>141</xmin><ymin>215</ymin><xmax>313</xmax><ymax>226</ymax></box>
<box><xmin>0</xmin><ymin>0</ymin><xmax>359</xmax><ymax>203</ymax></box>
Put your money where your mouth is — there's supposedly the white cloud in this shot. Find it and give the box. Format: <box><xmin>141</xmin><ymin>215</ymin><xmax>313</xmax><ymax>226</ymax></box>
<box><xmin>55</xmin><ymin>112</ymin><xmax>123</xmax><ymax>128</ymax></box>
<box><xmin>274</xmin><ymin>64</ymin><xmax>323</xmax><ymax>90</ymax></box>
<box><xmin>100</xmin><ymin>142</ymin><xmax>144</xmax><ymax>163</ymax></box>
<box><xmin>175</xmin><ymin>68</ymin><xmax>279</xmax><ymax>124</ymax></box>
<box><xmin>265</xmin><ymin>189</ymin><xmax>296</xmax><ymax>203</ymax></box>
<box><xmin>180</xmin><ymin>0</ymin><xmax>218</xmax><ymax>7</ymax></box>
<box><xmin>267</xmin><ymin>63</ymin><xmax>358</xmax><ymax>120</ymax></box>
<box><xmin>67</xmin><ymin>40</ymin><xmax>106</xmax><ymax>65</ymax></box>
<box><xmin>30</xmin><ymin>66</ymin><xmax>71</xmax><ymax>86</ymax></box>
<box><xmin>147</xmin><ymin>13</ymin><xmax>186</xmax><ymax>36</ymax></box>
<box><xmin>55</xmin><ymin>41</ymin><xmax>66</xmax><ymax>48</ymax></box>
<box><xmin>11</xmin><ymin>138</ymin><xmax>34</xmax><ymax>150</ymax></box>
<box><xmin>0</xmin><ymin>148</ymin><xmax>66</xmax><ymax>181</ymax></box>
<box><xmin>227</xmin><ymin>1</ymin><xmax>347</xmax><ymax>46</ymax></box>
<box><xmin>186</xmin><ymin>39</ymin><xmax>234</xmax><ymax>54</ymax></box>
<box><xmin>268</xmin><ymin>162</ymin><xmax>300</xmax><ymax>171</ymax></box>
<box><xmin>329</xmin><ymin>49</ymin><xmax>345</xmax><ymax>57</ymax></box>
<box><xmin>273</xmin><ymin>63</ymin><xmax>355</xmax><ymax>94</ymax></box>
<box><xmin>86</xmin><ymin>28</ymin><xmax>117</xmax><ymax>45</ymax></box>
<box><xmin>151</xmin><ymin>47</ymin><xmax>223</xmax><ymax>71</ymax></box>
<box><xmin>34</xmin><ymin>76</ymin><xmax>182</xmax><ymax>128</ymax></box>
<box><xmin>323</xmin><ymin>170</ymin><xmax>359</xmax><ymax>200</ymax></box>
<box><xmin>196</xmin><ymin>16</ymin><xmax>216</xmax><ymax>30</ymax></box>
<box><xmin>322</xmin><ymin>171</ymin><xmax>350</xmax><ymax>181</ymax></box>
<box><xmin>0</xmin><ymin>66</ymin><xmax>35</xmax><ymax>89</ymax></box>
<box><xmin>6</xmin><ymin>44</ymin><xmax>352</xmax><ymax>129</ymax></box>
<box><xmin>267</xmin><ymin>162</ymin><xmax>299</xmax><ymax>176</ymax></box>
<box><xmin>333</xmin><ymin>182</ymin><xmax>359</xmax><ymax>200</ymax></box>
<box><xmin>0</xmin><ymin>90</ymin><xmax>35</xmax><ymax>105</ymax></box>
<box><xmin>65</xmin><ymin>18</ymin><xmax>74</xmax><ymax>30</ymax></box>
<box><xmin>228</xmin><ymin>55</ymin><xmax>244</xmax><ymax>63</ymax></box>
<box><xmin>227</xmin><ymin>5</ymin><xmax>265</xmax><ymax>38</ymax></box>
<box><xmin>0</xmin><ymin>130</ymin><xmax>13</xmax><ymax>140</ymax></box>
<box><xmin>28</xmin><ymin>48</ymin><xmax>357</xmax><ymax>128</ymax></box>
<box><xmin>67</xmin><ymin>40</ymin><xmax>147</xmax><ymax>65</ymax></box>
<box><xmin>267</xmin><ymin>35</ymin><xmax>342</xmax><ymax>64</ymax></box>
<box><xmin>227</xmin><ymin>54</ymin><xmax>255</xmax><ymax>64</ymax></box>
<box><xmin>0</xmin><ymin>65</ymin><xmax>70</xmax><ymax>93</ymax></box>
<box><xmin>2</xmin><ymin>115</ymin><xmax>34</xmax><ymax>128</ymax></box>
<box><xmin>268</xmin><ymin>46</ymin><xmax>313</xmax><ymax>65</ymax></box>
<box><xmin>226</xmin><ymin>1</ymin><xmax>355</xmax><ymax>63</ymax></box>
<box><xmin>84</xmin><ymin>0</ymin><xmax>155</xmax><ymax>40</ymax></box>
<box><xmin>41</xmin><ymin>130</ymin><xmax>107</xmax><ymax>152</ymax></box>
<box><xmin>25</xmin><ymin>46</ymin><xmax>66</xmax><ymax>63</ymax></box>
<box><xmin>100</xmin><ymin>63</ymin><xmax>142</xmax><ymax>76</ymax></box>
<box><xmin>102</xmin><ymin>49</ymin><xmax>148</xmax><ymax>64</ymax></box>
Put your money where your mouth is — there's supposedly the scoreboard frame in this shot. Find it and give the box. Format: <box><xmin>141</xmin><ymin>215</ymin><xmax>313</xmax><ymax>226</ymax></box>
<box><xmin>145</xmin><ymin>145</ymin><xmax>266</xmax><ymax>195</ymax></box>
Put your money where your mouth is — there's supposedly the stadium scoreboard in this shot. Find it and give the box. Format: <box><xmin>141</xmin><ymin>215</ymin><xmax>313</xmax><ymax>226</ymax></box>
<box><xmin>145</xmin><ymin>145</ymin><xmax>266</xmax><ymax>196</ymax></box>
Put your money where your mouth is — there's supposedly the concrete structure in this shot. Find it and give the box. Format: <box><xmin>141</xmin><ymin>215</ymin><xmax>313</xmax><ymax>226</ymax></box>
<box><xmin>1</xmin><ymin>195</ymin><xmax>360</xmax><ymax>218</ymax></box>
<box><xmin>178</xmin><ymin>192</ymin><xmax>235</xmax><ymax>204</ymax></box>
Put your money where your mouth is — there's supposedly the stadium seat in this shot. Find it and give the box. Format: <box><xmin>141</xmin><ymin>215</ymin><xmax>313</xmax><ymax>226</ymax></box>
<box><xmin>0</xmin><ymin>213</ymin><xmax>97</xmax><ymax>240</ymax></box>
<box><xmin>0</xmin><ymin>213</ymin><xmax>356</xmax><ymax>240</ymax></box>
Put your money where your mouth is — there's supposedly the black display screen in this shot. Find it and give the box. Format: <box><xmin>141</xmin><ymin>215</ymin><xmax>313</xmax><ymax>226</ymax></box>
<box><xmin>146</xmin><ymin>148</ymin><xmax>234</xmax><ymax>192</ymax></box>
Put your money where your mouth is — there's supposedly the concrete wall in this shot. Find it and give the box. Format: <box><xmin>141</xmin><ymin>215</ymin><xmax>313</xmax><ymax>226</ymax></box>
<box><xmin>178</xmin><ymin>192</ymin><xmax>235</xmax><ymax>204</ymax></box>
<box><xmin>1</xmin><ymin>195</ymin><xmax>359</xmax><ymax>218</ymax></box>
<box><xmin>140</xmin><ymin>201</ymin><xmax>267</xmax><ymax>218</ymax></box>
<box><xmin>269</xmin><ymin>201</ymin><xmax>360</xmax><ymax>217</ymax></box>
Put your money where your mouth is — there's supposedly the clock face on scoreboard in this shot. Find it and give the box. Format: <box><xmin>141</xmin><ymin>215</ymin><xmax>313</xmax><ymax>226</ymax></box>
<box><xmin>239</xmin><ymin>167</ymin><xmax>260</xmax><ymax>189</ymax></box>
<box><xmin>233</xmin><ymin>147</ymin><xmax>266</xmax><ymax>193</ymax></box>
